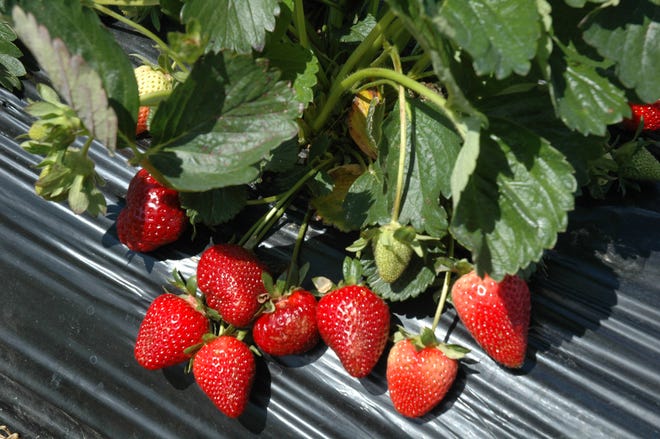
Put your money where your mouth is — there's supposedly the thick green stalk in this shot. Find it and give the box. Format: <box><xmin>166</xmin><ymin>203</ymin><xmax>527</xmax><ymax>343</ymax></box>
<box><xmin>314</xmin><ymin>67</ymin><xmax>465</xmax><ymax>139</ymax></box>
<box><xmin>92</xmin><ymin>4</ymin><xmax>189</xmax><ymax>73</ymax></box>
<box><xmin>310</xmin><ymin>10</ymin><xmax>396</xmax><ymax>133</ymax></box>
<box><xmin>431</xmin><ymin>239</ymin><xmax>455</xmax><ymax>332</ymax></box>
<box><xmin>293</xmin><ymin>0</ymin><xmax>310</xmax><ymax>49</ymax></box>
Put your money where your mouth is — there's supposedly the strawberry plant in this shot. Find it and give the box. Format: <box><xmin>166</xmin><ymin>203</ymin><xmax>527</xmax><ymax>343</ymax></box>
<box><xmin>2</xmin><ymin>0</ymin><xmax>660</xmax><ymax>423</ymax></box>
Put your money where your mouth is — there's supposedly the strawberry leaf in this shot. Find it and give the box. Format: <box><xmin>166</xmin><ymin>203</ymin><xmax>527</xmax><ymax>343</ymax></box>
<box><xmin>179</xmin><ymin>185</ymin><xmax>248</xmax><ymax>226</ymax></box>
<box><xmin>0</xmin><ymin>19</ymin><xmax>25</xmax><ymax>90</ymax></box>
<box><xmin>11</xmin><ymin>7</ymin><xmax>118</xmax><ymax>150</ymax></box>
<box><xmin>8</xmin><ymin>0</ymin><xmax>138</xmax><ymax>142</ymax></box>
<box><xmin>547</xmin><ymin>42</ymin><xmax>629</xmax><ymax>136</ymax></box>
<box><xmin>477</xmin><ymin>89</ymin><xmax>607</xmax><ymax>186</ymax></box>
<box><xmin>264</xmin><ymin>41</ymin><xmax>319</xmax><ymax>107</ymax></box>
<box><xmin>385</xmin><ymin>0</ymin><xmax>481</xmax><ymax>116</ymax></box>
<box><xmin>434</xmin><ymin>0</ymin><xmax>541</xmax><ymax>79</ymax></box>
<box><xmin>361</xmin><ymin>245</ymin><xmax>437</xmax><ymax>301</ymax></box>
<box><xmin>342</xmin><ymin>164</ymin><xmax>390</xmax><ymax>230</ymax></box>
<box><xmin>181</xmin><ymin>0</ymin><xmax>279</xmax><ymax>54</ymax></box>
<box><xmin>147</xmin><ymin>52</ymin><xmax>300</xmax><ymax>191</ymax></box>
<box><xmin>381</xmin><ymin>99</ymin><xmax>460</xmax><ymax>236</ymax></box>
<box><xmin>450</xmin><ymin>118</ymin><xmax>576</xmax><ymax>281</ymax></box>
<box><xmin>582</xmin><ymin>0</ymin><xmax>660</xmax><ymax>103</ymax></box>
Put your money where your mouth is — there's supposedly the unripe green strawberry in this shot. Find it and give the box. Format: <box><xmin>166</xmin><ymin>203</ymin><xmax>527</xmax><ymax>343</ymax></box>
<box><xmin>134</xmin><ymin>65</ymin><xmax>172</xmax><ymax>135</ymax></box>
<box><xmin>372</xmin><ymin>224</ymin><xmax>413</xmax><ymax>283</ymax></box>
<box><xmin>619</xmin><ymin>146</ymin><xmax>660</xmax><ymax>181</ymax></box>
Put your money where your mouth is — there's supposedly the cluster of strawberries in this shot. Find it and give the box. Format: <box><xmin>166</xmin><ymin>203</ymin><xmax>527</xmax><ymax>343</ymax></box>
<box><xmin>119</xmin><ymin>64</ymin><xmax>536</xmax><ymax>420</ymax></box>
<box><xmin>116</xmin><ymin>165</ymin><xmax>532</xmax><ymax>419</ymax></box>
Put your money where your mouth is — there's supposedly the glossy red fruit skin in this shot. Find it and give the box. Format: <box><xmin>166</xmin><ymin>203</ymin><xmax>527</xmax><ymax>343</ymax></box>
<box><xmin>136</xmin><ymin>106</ymin><xmax>150</xmax><ymax>135</ymax></box>
<box><xmin>117</xmin><ymin>169</ymin><xmax>187</xmax><ymax>252</ymax></box>
<box><xmin>387</xmin><ymin>339</ymin><xmax>458</xmax><ymax>418</ymax></box>
<box><xmin>316</xmin><ymin>285</ymin><xmax>390</xmax><ymax>378</ymax></box>
<box><xmin>622</xmin><ymin>101</ymin><xmax>660</xmax><ymax>131</ymax></box>
<box><xmin>252</xmin><ymin>289</ymin><xmax>320</xmax><ymax>356</ymax></box>
<box><xmin>134</xmin><ymin>294</ymin><xmax>208</xmax><ymax>370</ymax></box>
<box><xmin>192</xmin><ymin>335</ymin><xmax>255</xmax><ymax>418</ymax></box>
<box><xmin>196</xmin><ymin>244</ymin><xmax>267</xmax><ymax>328</ymax></box>
<box><xmin>451</xmin><ymin>272</ymin><xmax>530</xmax><ymax>368</ymax></box>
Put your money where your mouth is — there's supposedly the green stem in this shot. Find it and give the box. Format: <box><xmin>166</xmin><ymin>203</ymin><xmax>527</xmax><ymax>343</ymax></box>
<box><xmin>431</xmin><ymin>238</ymin><xmax>454</xmax><ymax>332</ymax></box>
<box><xmin>313</xmin><ymin>67</ymin><xmax>465</xmax><ymax>139</ymax></box>
<box><xmin>293</xmin><ymin>0</ymin><xmax>309</xmax><ymax>49</ymax></box>
<box><xmin>285</xmin><ymin>207</ymin><xmax>312</xmax><ymax>287</ymax></box>
<box><xmin>391</xmin><ymin>48</ymin><xmax>407</xmax><ymax>224</ymax></box>
<box><xmin>92</xmin><ymin>4</ymin><xmax>189</xmax><ymax>74</ymax></box>
<box><xmin>310</xmin><ymin>10</ymin><xmax>396</xmax><ymax>133</ymax></box>
<box><xmin>239</xmin><ymin>157</ymin><xmax>335</xmax><ymax>249</ymax></box>
<box><xmin>80</xmin><ymin>135</ymin><xmax>95</xmax><ymax>157</ymax></box>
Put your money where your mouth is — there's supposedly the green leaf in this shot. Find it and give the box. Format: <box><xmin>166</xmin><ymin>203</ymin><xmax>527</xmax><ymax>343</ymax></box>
<box><xmin>582</xmin><ymin>0</ymin><xmax>660</xmax><ymax>102</ymax></box>
<box><xmin>179</xmin><ymin>185</ymin><xmax>248</xmax><ymax>226</ymax></box>
<box><xmin>0</xmin><ymin>20</ymin><xmax>25</xmax><ymax>90</ymax></box>
<box><xmin>310</xmin><ymin>164</ymin><xmax>364</xmax><ymax>232</ymax></box>
<box><xmin>8</xmin><ymin>0</ymin><xmax>138</xmax><ymax>142</ymax></box>
<box><xmin>360</xmin><ymin>244</ymin><xmax>437</xmax><ymax>301</ymax></box>
<box><xmin>435</xmin><ymin>0</ymin><xmax>541</xmax><ymax>79</ymax></box>
<box><xmin>12</xmin><ymin>7</ymin><xmax>118</xmax><ymax>150</ymax></box>
<box><xmin>450</xmin><ymin>118</ymin><xmax>576</xmax><ymax>281</ymax></box>
<box><xmin>340</xmin><ymin>14</ymin><xmax>377</xmax><ymax>43</ymax></box>
<box><xmin>264</xmin><ymin>41</ymin><xmax>319</xmax><ymax>107</ymax></box>
<box><xmin>342</xmin><ymin>164</ymin><xmax>390</xmax><ymax>230</ymax></box>
<box><xmin>181</xmin><ymin>0</ymin><xmax>280</xmax><ymax>54</ymax></box>
<box><xmin>148</xmin><ymin>52</ymin><xmax>300</xmax><ymax>191</ymax></box>
<box><xmin>477</xmin><ymin>89</ymin><xmax>606</xmax><ymax>186</ymax></box>
<box><xmin>380</xmin><ymin>99</ymin><xmax>459</xmax><ymax>236</ymax></box>
<box><xmin>385</xmin><ymin>0</ymin><xmax>482</xmax><ymax>117</ymax></box>
<box><xmin>450</xmin><ymin>117</ymin><xmax>481</xmax><ymax>210</ymax></box>
<box><xmin>547</xmin><ymin>42</ymin><xmax>629</xmax><ymax>136</ymax></box>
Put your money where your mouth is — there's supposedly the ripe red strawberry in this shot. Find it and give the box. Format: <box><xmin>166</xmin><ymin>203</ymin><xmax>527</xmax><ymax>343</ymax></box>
<box><xmin>387</xmin><ymin>338</ymin><xmax>459</xmax><ymax>418</ymax></box>
<box><xmin>316</xmin><ymin>285</ymin><xmax>390</xmax><ymax>378</ymax></box>
<box><xmin>117</xmin><ymin>168</ymin><xmax>187</xmax><ymax>252</ymax></box>
<box><xmin>196</xmin><ymin>244</ymin><xmax>268</xmax><ymax>328</ymax></box>
<box><xmin>136</xmin><ymin>105</ymin><xmax>150</xmax><ymax>136</ymax></box>
<box><xmin>622</xmin><ymin>100</ymin><xmax>660</xmax><ymax>131</ymax></box>
<box><xmin>192</xmin><ymin>335</ymin><xmax>255</xmax><ymax>418</ymax></box>
<box><xmin>253</xmin><ymin>289</ymin><xmax>320</xmax><ymax>356</ymax></box>
<box><xmin>134</xmin><ymin>65</ymin><xmax>172</xmax><ymax>136</ymax></box>
<box><xmin>134</xmin><ymin>293</ymin><xmax>208</xmax><ymax>370</ymax></box>
<box><xmin>451</xmin><ymin>271</ymin><xmax>530</xmax><ymax>368</ymax></box>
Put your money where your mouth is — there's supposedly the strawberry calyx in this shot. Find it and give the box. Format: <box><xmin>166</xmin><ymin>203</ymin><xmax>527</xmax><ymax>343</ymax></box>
<box><xmin>393</xmin><ymin>326</ymin><xmax>469</xmax><ymax>360</ymax></box>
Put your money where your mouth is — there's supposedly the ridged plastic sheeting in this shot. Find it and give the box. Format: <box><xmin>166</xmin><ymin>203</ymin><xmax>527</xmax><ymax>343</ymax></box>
<box><xmin>1</xmin><ymin>24</ymin><xmax>659</xmax><ymax>439</ymax></box>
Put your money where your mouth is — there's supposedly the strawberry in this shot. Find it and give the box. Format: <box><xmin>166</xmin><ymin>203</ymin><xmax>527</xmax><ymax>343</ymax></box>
<box><xmin>372</xmin><ymin>223</ymin><xmax>413</xmax><ymax>283</ymax></box>
<box><xmin>618</xmin><ymin>145</ymin><xmax>660</xmax><ymax>181</ymax></box>
<box><xmin>134</xmin><ymin>293</ymin><xmax>208</xmax><ymax>370</ymax></box>
<box><xmin>387</xmin><ymin>335</ymin><xmax>460</xmax><ymax>418</ymax></box>
<box><xmin>622</xmin><ymin>100</ymin><xmax>660</xmax><ymax>131</ymax></box>
<box><xmin>136</xmin><ymin>105</ymin><xmax>150</xmax><ymax>136</ymax></box>
<box><xmin>253</xmin><ymin>288</ymin><xmax>320</xmax><ymax>356</ymax></box>
<box><xmin>117</xmin><ymin>168</ymin><xmax>187</xmax><ymax>252</ymax></box>
<box><xmin>134</xmin><ymin>65</ymin><xmax>173</xmax><ymax>136</ymax></box>
<box><xmin>451</xmin><ymin>271</ymin><xmax>530</xmax><ymax>368</ymax></box>
<box><xmin>316</xmin><ymin>284</ymin><xmax>390</xmax><ymax>378</ymax></box>
<box><xmin>192</xmin><ymin>335</ymin><xmax>255</xmax><ymax>418</ymax></box>
<box><xmin>196</xmin><ymin>244</ymin><xmax>268</xmax><ymax>327</ymax></box>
